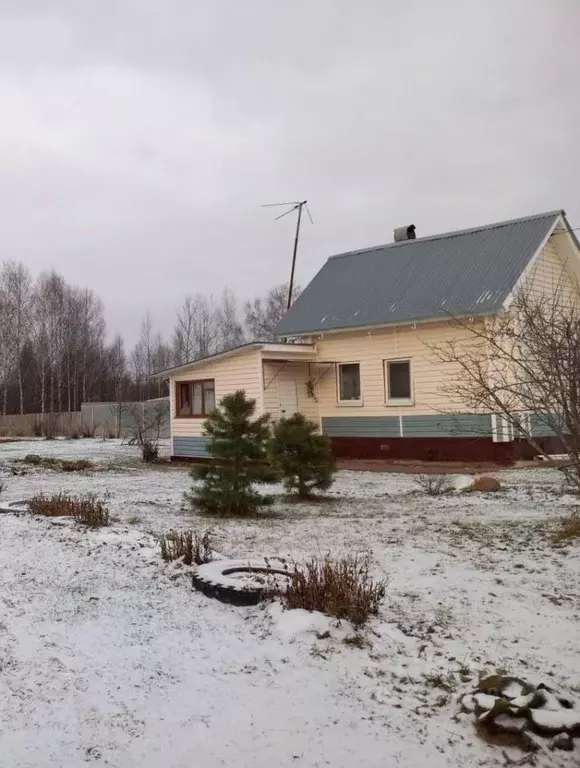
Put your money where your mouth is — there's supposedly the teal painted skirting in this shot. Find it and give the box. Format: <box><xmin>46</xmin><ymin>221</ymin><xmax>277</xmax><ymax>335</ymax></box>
<box><xmin>322</xmin><ymin>413</ymin><xmax>492</xmax><ymax>438</ymax></box>
<box><xmin>321</xmin><ymin>417</ymin><xmax>400</xmax><ymax>437</ymax></box>
<box><xmin>528</xmin><ymin>414</ymin><xmax>559</xmax><ymax>438</ymax></box>
<box><xmin>402</xmin><ymin>413</ymin><xmax>492</xmax><ymax>438</ymax></box>
<box><xmin>173</xmin><ymin>436</ymin><xmax>209</xmax><ymax>458</ymax></box>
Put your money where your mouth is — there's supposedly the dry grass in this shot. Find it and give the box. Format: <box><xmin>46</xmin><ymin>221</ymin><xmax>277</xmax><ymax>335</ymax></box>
<box><xmin>423</xmin><ymin>670</ymin><xmax>458</xmax><ymax>692</ymax></box>
<box><xmin>551</xmin><ymin>512</ymin><xmax>580</xmax><ymax>544</ymax></box>
<box><xmin>29</xmin><ymin>492</ymin><xmax>77</xmax><ymax>517</ymax></box>
<box><xmin>21</xmin><ymin>455</ymin><xmax>93</xmax><ymax>472</ymax></box>
<box><xmin>61</xmin><ymin>459</ymin><xmax>93</xmax><ymax>472</ymax></box>
<box><xmin>74</xmin><ymin>495</ymin><xmax>110</xmax><ymax>528</ymax></box>
<box><xmin>159</xmin><ymin>529</ymin><xmax>213</xmax><ymax>566</ymax></box>
<box><xmin>29</xmin><ymin>492</ymin><xmax>109</xmax><ymax>527</ymax></box>
<box><xmin>343</xmin><ymin>633</ymin><xmax>367</xmax><ymax>648</ymax></box>
<box><xmin>285</xmin><ymin>553</ymin><xmax>387</xmax><ymax>627</ymax></box>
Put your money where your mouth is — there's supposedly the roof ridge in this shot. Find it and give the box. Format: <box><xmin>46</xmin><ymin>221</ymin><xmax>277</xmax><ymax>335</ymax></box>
<box><xmin>328</xmin><ymin>209</ymin><xmax>564</xmax><ymax>261</ymax></box>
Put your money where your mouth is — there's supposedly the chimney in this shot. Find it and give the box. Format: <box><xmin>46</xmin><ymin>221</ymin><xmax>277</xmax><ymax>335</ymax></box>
<box><xmin>394</xmin><ymin>224</ymin><xmax>416</xmax><ymax>242</ymax></box>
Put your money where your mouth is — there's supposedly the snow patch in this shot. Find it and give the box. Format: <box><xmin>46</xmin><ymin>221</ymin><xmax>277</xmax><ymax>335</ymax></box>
<box><xmin>274</xmin><ymin>608</ymin><xmax>333</xmax><ymax>641</ymax></box>
<box><xmin>453</xmin><ymin>475</ymin><xmax>474</xmax><ymax>492</ymax></box>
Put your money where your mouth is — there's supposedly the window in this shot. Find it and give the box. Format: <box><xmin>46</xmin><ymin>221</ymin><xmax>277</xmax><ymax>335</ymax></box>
<box><xmin>385</xmin><ymin>360</ymin><xmax>412</xmax><ymax>402</ymax></box>
<box><xmin>176</xmin><ymin>380</ymin><xmax>215</xmax><ymax>417</ymax></box>
<box><xmin>338</xmin><ymin>363</ymin><xmax>361</xmax><ymax>402</ymax></box>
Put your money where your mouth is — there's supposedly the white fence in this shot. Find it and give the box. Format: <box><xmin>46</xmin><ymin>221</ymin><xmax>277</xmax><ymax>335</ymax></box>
<box><xmin>0</xmin><ymin>398</ymin><xmax>170</xmax><ymax>438</ymax></box>
<box><xmin>80</xmin><ymin>398</ymin><xmax>170</xmax><ymax>438</ymax></box>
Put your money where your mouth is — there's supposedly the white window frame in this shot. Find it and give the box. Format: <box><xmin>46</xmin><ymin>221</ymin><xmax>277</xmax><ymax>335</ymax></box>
<box><xmin>336</xmin><ymin>362</ymin><xmax>363</xmax><ymax>406</ymax></box>
<box><xmin>384</xmin><ymin>358</ymin><xmax>414</xmax><ymax>406</ymax></box>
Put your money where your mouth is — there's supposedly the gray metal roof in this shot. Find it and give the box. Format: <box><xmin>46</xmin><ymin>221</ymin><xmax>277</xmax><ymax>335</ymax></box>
<box><xmin>276</xmin><ymin>210</ymin><xmax>564</xmax><ymax>336</ymax></box>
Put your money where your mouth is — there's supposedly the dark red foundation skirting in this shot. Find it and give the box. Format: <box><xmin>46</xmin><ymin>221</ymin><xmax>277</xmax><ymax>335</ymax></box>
<box><xmin>328</xmin><ymin>436</ymin><xmax>565</xmax><ymax>464</ymax></box>
<box><xmin>171</xmin><ymin>436</ymin><xmax>566</xmax><ymax>465</ymax></box>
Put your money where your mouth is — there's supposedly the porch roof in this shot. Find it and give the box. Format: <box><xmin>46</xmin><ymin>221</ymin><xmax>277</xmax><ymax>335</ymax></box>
<box><xmin>155</xmin><ymin>341</ymin><xmax>316</xmax><ymax>378</ymax></box>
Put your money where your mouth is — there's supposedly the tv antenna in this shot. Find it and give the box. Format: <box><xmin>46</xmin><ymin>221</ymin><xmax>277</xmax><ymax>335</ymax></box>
<box><xmin>262</xmin><ymin>200</ymin><xmax>313</xmax><ymax>309</ymax></box>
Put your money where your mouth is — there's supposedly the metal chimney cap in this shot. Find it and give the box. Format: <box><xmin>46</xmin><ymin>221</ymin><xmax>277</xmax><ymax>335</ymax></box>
<box><xmin>394</xmin><ymin>224</ymin><xmax>416</xmax><ymax>242</ymax></box>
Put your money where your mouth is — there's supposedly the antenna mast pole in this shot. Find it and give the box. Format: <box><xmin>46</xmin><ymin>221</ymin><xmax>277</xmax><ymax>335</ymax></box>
<box><xmin>288</xmin><ymin>201</ymin><xmax>306</xmax><ymax>309</ymax></box>
<box><xmin>261</xmin><ymin>198</ymin><xmax>312</xmax><ymax>310</ymax></box>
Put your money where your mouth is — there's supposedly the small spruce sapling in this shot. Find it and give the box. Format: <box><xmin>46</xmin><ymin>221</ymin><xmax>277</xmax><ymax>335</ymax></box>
<box><xmin>186</xmin><ymin>390</ymin><xmax>273</xmax><ymax>516</ymax></box>
<box><xmin>270</xmin><ymin>413</ymin><xmax>335</xmax><ymax>498</ymax></box>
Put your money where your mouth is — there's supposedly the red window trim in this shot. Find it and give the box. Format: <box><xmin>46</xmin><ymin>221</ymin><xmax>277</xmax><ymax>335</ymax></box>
<box><xmin>175</xmin><ymin>379</ymin><xmax>215</xmax><ymax>419</ymax></box>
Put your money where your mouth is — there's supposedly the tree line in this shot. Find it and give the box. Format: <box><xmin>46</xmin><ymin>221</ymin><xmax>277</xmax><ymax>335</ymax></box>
<box><xmin>0</xmin><ymin>260</ymin><xmax>296</xmax><ymax>415</ymax></box>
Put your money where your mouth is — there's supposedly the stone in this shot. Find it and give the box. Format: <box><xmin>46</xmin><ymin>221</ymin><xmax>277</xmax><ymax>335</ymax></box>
<box><xmin>471</xmin><ymin>476</ymin><xmax>501</xmax><ymax>492</ymax></box>
<box><xmin>549</xmin><ymin>733</ymin><xmax>573</xmax><ymax>751</ymax></box>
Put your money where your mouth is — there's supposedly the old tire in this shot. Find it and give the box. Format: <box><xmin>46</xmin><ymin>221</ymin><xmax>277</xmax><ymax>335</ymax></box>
<box><xmin>192</xmin><ymin>558</ymin><xmax>292</xmax><ymax>606</ymax></box>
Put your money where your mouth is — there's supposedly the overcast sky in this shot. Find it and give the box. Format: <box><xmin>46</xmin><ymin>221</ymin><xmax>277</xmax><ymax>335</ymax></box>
<box><xmin>1</xmin><ymin>0</ymin><xmax>579</xmax><ymax>344</ymax></box>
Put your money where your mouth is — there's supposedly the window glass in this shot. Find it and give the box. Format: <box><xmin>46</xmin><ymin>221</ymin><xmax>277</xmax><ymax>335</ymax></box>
<box><xmin>203</xmin><ymin>380</ymin><xmax>216</xmax><ymax>413</ymax></box>
<box><xmin>178</xmin><ymin>382</ymin><xmax>191</xmax><ymax>416</ymax></box>
<box><xmin>192</xmin><ymin>381</ymin><xmax>203</xmax><ymax>415</ymax></box>
<box><xmin>339</xmin><ymin>363</ymin><xmax>361</xmax><ymax>401</ymax></box>
<box><xmin>177</xmin><ymin>379</ymin><xmax>216</xmax><ymax>416</ymax></box>
<box><xmin>388</xmin><ymin>361</ymin><xmax>411</xmax><ymax>400</ymax></box>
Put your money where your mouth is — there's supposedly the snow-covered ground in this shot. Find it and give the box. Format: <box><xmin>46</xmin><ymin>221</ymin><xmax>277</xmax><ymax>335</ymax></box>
<box><xmin>0</xmin><ymin>438</ymin><xmax>578</xmax><ymax>767</ymax></box>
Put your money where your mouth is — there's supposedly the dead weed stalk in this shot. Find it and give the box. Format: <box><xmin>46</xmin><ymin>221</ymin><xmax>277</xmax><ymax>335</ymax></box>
<box><xmin>159</xmin><ymin>529</ymin><xmax>213</xmax><ymax>566</ymax></box>
<box><xmin>29</xmin><ymin>492</ymin><xmax>109</xmax><ymax>527</ymax></box>
<box><xmin>285</xmin><ymin>553</ymin><xmax>387</xmax><ymax>627</ymax></box>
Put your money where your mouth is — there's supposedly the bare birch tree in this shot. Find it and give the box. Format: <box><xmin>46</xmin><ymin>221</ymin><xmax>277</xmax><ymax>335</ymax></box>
<box><xmin>2</xmin><ymin>263</ymin><xmax>32</xmax><ymax>414</ymax></box>
<box><xmin>171</xmin><ymin>296</ymin><xmax>197</xmax><ymax>365</ymax></box>
<box><xmin>244</xmin><ymin>283</ymin><xmax>299</xmax><ymax>341</ymax></box>
<box><xmin>0</xmin><ymin>267</ymin><xmax>14</xmax><ymax>415</ymax></box>
<box><xmin>171</xmin><ymin>294</ymin><xmax>220</xmax><ymax>365</ymax></box>
<box><xmin>216</xmin><ymin>288</ymin><xmax>245</xmax><ymax>352</ymax></box>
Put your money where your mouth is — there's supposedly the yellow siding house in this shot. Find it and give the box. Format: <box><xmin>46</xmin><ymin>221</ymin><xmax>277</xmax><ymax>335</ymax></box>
<box><xmin>162</xmin><ymin>209</ymin><xmax>580</xmax><ymax>463</ymax></box>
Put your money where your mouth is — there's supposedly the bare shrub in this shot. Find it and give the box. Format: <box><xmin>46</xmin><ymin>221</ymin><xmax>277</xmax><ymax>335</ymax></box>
<box><xmin>121</xmin><ymin>402</ymin><xmax>165</xmax><ymax>463</ymax></box>
<box><xmin>285</xmin><ymin>553</ymin><xmax>387</xmax><ymax>627</ymax></box>
<box><xmin>42</xmin><ymin>412</ymin><xmax>59</xmax><ymax>439</ymax></box>
<box><xmin>32</xmin><ymin>420</ymin><xmax>42</xmax><ymax>437</ymax></box>
<box><xmin>414</xmin><ymin>474</ymin><xmax>453</xmax><ymax>496</ymax></box>
<box><xmin>142</xmin><ymin>438</ymin><xmax>159</xmax><ymax>463</ymax></box>
<box><xmin>159</xmin><ymin>529</ymin><xmax>213</xmax><ymax>566</ymax></box>
<box><xmin>81</xmin><ymin>425</ymin><xmax>95</xmax><ymax>438</ymax></box>
<box><xmin>29</xmin><ymin>492</ymin><xmax>109</xmax><ymax>527</ymax></box>
<box><xmin>551</xmin><ymin>513</ymin><xmax>580</xmax><ymax>544</ymax></box>
<box><xmin>431</xmin><ymin>280</ymin><xmax>580</xmax><ymax>493</ymax></box>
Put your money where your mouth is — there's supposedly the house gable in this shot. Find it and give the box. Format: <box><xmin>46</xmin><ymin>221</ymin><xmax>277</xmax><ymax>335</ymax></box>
<box><xmin>510</xmin><ymin>218</ymin><xmax>580</xmax><ymax>307</ymax></box>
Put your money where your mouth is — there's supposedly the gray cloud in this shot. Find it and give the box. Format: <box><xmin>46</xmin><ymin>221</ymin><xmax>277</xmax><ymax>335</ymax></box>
<box><xmin>0</xmin><ymin>0</ymin><xmax>578</xmax><ymax>343</ymax></box>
